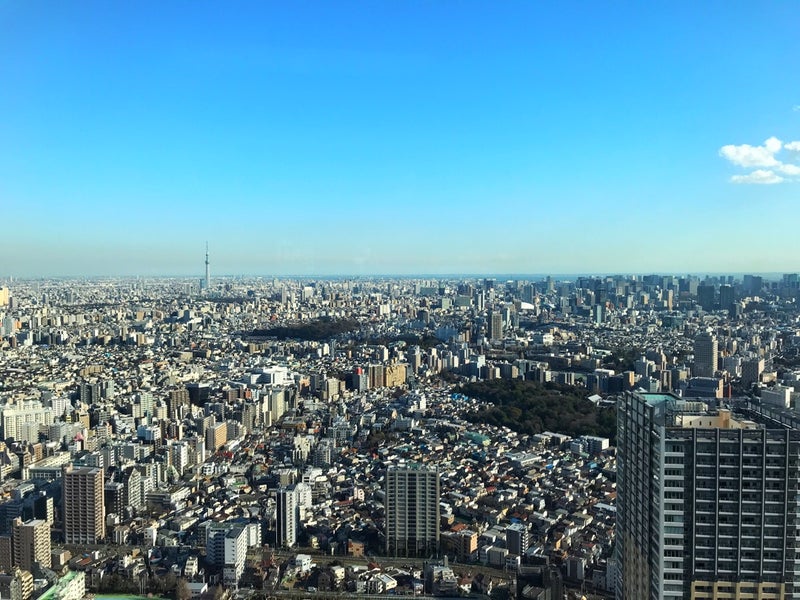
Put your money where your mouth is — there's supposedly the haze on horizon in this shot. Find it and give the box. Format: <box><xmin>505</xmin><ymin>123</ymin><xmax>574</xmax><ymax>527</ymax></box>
<box><xmin>1</xmin><ymin>2</ymin><xmax>799</xmax><ymax>278</ymax></box>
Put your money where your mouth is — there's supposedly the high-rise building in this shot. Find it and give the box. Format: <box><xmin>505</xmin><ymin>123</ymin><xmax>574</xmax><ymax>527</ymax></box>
<box><xmin>693</xmin><ymin>331</ymin><xmax>718</xmax><ymax>378</ymax></box>
<box><xmin>385</xmin><ymin>463</ymin><xmax>440</xmax><ymax>557</ymax></box>
<box><xmin>11</xmin><ymin>518</ymin><xmax>50</xmax><ymax>572</ymax></box>
<box><xmin>205</xmin><ymin>522</ymin><xmax>259</xmax><ymax>587</ymax></box>
<box><xmin>697</xmin><ymin>283</ymin><xmax>716</xmax><ymax>311</ymax></box>
<box><xmin>276</xmin><ymin>486</ymin><xmax>298</xmax><ymax>548</ymax></box>
<box><xmin>488</xmin><ymin>311</ymin><xmax>503</xmax><ymax>341</ymax></box>
<box><xmin>121</xmin><ymin>466</ymin><xmax>143</xmax><ymax>514</ymax></box>
<box><xmin>742</xmin><ymin>357</ymin><xmax>765</xmax><ymax>387</ymax></box>
<box><xmin>205</xmin><ymin>422</ymin><xmax>227</xmax><ymax>452</ymax></box>
<box><xmin>0</xmin><ymin>535</ymin><xmax>11</xmax><ymax>572</ymax></box>
<box><xmin>167</xmin><ymin>388</ymin><xmax>190</xmax><ymax>418</ymax></box>
<box><xmin>62</xmin><ymin>465</ymin><xmax>105</xmax><ymax>544</ymax></box>
<box><xmin>718</xmin><ymin>284</ymin><xmax>735</xmax><ymax>314</ymax></box>
<box><xmin>104</xmin><ymin>482</ymin><xmax>125</xmax><ymax>518</ymax></box>
<box><xmin>744</xmin><ymin>274</ymin><xmax>764</xmax><ymax>296</ymax></box>
<box><xmin>616</xmin><ymin>391</ymin><xmax>800</xmax><ymax>599</ymax></box>
<box><xmin>187</xmin><ymin>383</ymin><xmax>211</xmax><ymax>406</ymax></box>
<box><xmin>222</xmin><ymin>525</ymin><xmax>248</xmax><ymax>586</ymax></box>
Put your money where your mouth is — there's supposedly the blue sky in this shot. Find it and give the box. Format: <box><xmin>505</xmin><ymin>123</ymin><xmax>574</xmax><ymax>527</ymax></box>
<box><xmin>1</xmin><ymin>1</ymin><xmax>799</xmax><ymax>277</ymax></box>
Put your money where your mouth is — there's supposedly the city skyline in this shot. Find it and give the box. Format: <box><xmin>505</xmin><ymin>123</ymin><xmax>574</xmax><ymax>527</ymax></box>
<box><xmin>3</xmin><ymin>247</ymin><xmax>800</xmax><ymax>596</ymax></box>
<box><xmin>2</xmin><ymin>2</ymin><xmax>800</xmax><ymax>276</ymax></box>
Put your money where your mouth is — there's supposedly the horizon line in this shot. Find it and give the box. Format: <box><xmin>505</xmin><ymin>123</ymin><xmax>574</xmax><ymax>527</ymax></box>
<box><xmin>1</xmin><ymin>271</ymin><xmax>794</xmax><ymax>282</ymax></box>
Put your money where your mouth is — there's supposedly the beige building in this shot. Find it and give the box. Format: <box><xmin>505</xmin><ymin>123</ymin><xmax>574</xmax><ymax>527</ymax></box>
<box><xmin>384</xmin><ymin>363</ymin><xmax>408</xmax><ymax>388</ymax></box>
<box><xmin>12</xmin><ymin>518</ymin><xmax>51</xmax><ymax>572</ymax></box>
<box><xmin>205</xmin><ymin>422</ymin><xmax>227</xmax><ymax>452</ymax></box>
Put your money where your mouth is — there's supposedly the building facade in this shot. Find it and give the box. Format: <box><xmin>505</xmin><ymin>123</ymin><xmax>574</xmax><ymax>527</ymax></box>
<box><xmin>616</xmin><ymin>391</ymin><xmax>800</xmax><ymax>599</ymax></box>
<box><xmin>12</xmin><ymin>518</ymin><xmax>50</xmax><ymax>572</ymax></box>
<box><xmin>276</xmin><ymin>486</ymin><xmax>298</xmax><ymax>548</ymax></box>
<box><xmin>385</xmin><ymin>464</ymin><xmax>440</xmax><ymax>557</ymax></box>
<box><xmin>62</xmin><ymin>466</ymin><xmax>105</xmax><ymax>544</ymax></box>
<box><xmin>693</xmin><ymin>331</ymin><xmax>718</xmax><ymax>379</ymax></box>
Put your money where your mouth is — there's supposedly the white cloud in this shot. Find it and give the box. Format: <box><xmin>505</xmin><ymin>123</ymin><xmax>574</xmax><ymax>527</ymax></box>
<box><xmin>766</xmin><ymin>136</ymin><xmax>783</xmax><ymax>153</ymax></box>
<box><xmin>720</xmin><ymin>136</ymin><xmax>800</xmax><ymax>184</ymax></box>
<box><xmin>731</xmin><ymin>169</ymin><xmax>785</xmax><ymax>185</ymax></box>
<box><xmin>794</xmin><ymin>105</ymin><xmax>800</xmax><ymax>112</ymax></box>
<box><xmin>778</xmin><ymin>163</ymin><xmax>800</xmax><ymax>176</ymax></box>
<box><xmin>720</xmin><ymin>137</ymin><xmax>783</xmax><ymax>167</ymax></box>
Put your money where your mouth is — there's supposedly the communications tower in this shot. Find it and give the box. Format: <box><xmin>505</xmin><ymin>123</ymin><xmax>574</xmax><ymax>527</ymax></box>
<box><xmin>204</xmin><ymin>242</ymin><xmax>210</xmax><ymax>292</ymax></box>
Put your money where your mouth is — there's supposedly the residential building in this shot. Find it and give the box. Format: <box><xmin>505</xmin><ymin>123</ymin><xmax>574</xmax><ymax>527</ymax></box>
<box><xmin>276</xmin><ymin>486</ymin><xmax>298</xmax><ymax>548</ymax></box>
<box><xmin>62</xmin><ymin>465</ymin><xmax>105</xmax><ymax>544</ymax></box>
<box><xmin>385</xmin><ymin>463</ymin><xmax>440</xmax><ymax>557</ymax></box>
<box><xmin>693</xmin><ymin>331</ymin><xmax>718</xmax><ymax>378</ymax></box>
<box><xmin>489</xmin><ymin>311</ymin><xmax>503</xmax><ymax>341</ymax></box>
<box><xmin>12</xmin><ymin>518</ymin><xmax>50</xmax><ymax>572</ymax></box>
<box><xmin>506</xmin><ymin>522</ymin><xmax>529</xmax><ymax>557</ymax></box>
<box><xmin>616</xmin><ymin>391</ymin><xmax>800</xmax><ymax>599</ymax></box>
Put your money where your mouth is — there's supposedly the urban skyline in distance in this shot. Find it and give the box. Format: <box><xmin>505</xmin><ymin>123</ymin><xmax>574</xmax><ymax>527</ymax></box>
<box><xmin>2</xmin><ymin>2</ymin><xmax>800</xmax><ymax>277</ymax></box>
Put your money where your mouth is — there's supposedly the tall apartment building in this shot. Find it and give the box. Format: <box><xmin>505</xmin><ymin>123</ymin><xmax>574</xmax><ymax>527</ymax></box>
<box><xmin>12</xmin><ymin>518</ymin><xmax>50</xmax><ymax>572</ymax></box>
<box><xmin>384</xmin><ymin>363</ymin><xmax>408</xmax><ymax>388</ymax></box>
<box><xmin>742</xmin><ymin>357</ymin><xmax>765</xmax><ymax>386</ymax></box>
<box><xmin>693</xmin><ymin>331</ymin><xmax>718</xmax><ymax>378</ymax></box>
<box><xmin>616</xmin><ymin>391</ymin><xmax>800</xmax><ymax>599</ymax></box>
<box><xmin>385</xmin><ymin>463</ymin><xmax>440</xmax><ymax>557</ymax></box>
<box><xmin>0</xmin><ymin>401</ymin><xmax>54</xmax><ymax>442</ymax></box>
<box><xmin>62</xmin><ymin>465</ymin><xmax>105</xmax><ymax>544</ymax></box>
<box><xmin>205</xmin><ymin>422</ymin><xmax>227</xmax><ymax>452</ymax></box>
<box><xmin>276</xmin><ymin>486</ymin><xmax>298</xmax><ymax>548</ymax></box>
<box><xmin>488</xmin><ymin>311</ymin><xmax>503</xmax><ymax>341</ymax></box>
<box><xmin>167</xmin><ymin>388</ymin><xmax>190</xmax><ymax>418</ymax></box>
<box><xmin>205</xmin><ymin>521</ymin><xmax>259</xmax><ymax>586</ymax></box>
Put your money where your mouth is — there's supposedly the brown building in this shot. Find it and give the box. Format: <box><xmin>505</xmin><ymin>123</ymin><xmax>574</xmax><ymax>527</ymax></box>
<box><xmin>63</xmin><ymin>465</ymin><xmax>105</xmax><ymax>544</ymax></box>
<box><xmin>0</xmin><ymin>535</ymin><xmax>12</xmax><ymax>572</ymax></box>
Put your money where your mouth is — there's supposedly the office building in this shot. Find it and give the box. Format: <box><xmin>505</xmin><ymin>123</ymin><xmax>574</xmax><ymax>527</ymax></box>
<box><xmin>693</xmin><ymin>331</ymin><xmax>718</xmax><ymax>378</ymax></box>
<box><xmin>616</xmin><ymin>391</ymin><xmax>800</xmax><ymax>599</ymax></box>
<box><xmin>186</xmin><ymin>383</ymin><xmax>211</xmax><ymax>406</ymax></box>
<box><xmin>697</xmin><ymin>283</ymin><xmax>716</xmax><ymax>311</ymax></box>
<box><xmin>11</xmin><ymin>518</ymin><xmax>50</xmax><ymax>572</ymax></box>
<box><xmin>385</xmin><ymin>463</ymin><xmax>440</xmax><ymax>557</ymax></box>
<box><xmin>719</xmin><ymin>284</ymin><xmax>735</xmax><ymax>314</ymax></box>
<box><xmin>62</xmin><ymin>466</ymin><xmax>105</xmax><ymax>544</ymax></box>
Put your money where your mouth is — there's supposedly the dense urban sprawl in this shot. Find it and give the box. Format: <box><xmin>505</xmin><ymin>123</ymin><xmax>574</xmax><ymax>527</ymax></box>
<box><xmin>1</xmin><ymin>273</ymin><xmax>799</xmax><ymax>600</ymax></box>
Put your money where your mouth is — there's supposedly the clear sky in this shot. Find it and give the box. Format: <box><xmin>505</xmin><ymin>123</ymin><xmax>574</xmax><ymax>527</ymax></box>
<box><xmin>1</xmin><ymin>2</ymin><xmax>799</xmax><ymax>277</ymax></box>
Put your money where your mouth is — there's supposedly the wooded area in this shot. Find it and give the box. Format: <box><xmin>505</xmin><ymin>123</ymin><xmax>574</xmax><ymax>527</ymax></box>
<box><xmin>462</xmin><ymin>379</ymin><xmax>616</xmax><ymax>442</ymax></box>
